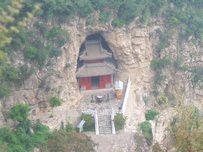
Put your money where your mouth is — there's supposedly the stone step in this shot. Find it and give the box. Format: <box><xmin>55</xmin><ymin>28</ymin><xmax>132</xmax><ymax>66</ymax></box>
<box><xmin>99</xmin><ymin>123</ymin><xmax>111</xmax><ymax>126</ymax></box>
<box><xmin>98</xmin><ymin>114</ymin><xmax>112</xmax><ymax>135</ymax></box>
<box><xmin>99</xmin><ymin>129</ymin><xmax>111</xmax><ymax>132</ymax></box>
<box><xmin>99</xmin><ymin>128</ymin><xmax>111</xmax><ymax>131</ymax></box>
<box><xmin>98</xmin><ymin>118</ymin><xmax>111</xmax><ymax>121</ymax></box>
<box><xmin>98</xmin><ymin>116</ymin><xmax>111</xmax><ymax>119</ymax></box>
<box><xmin>99</xmin><ymin>125</ymin><xmax>111</xmax><ymax>127</ymax></box>
<box><xmin>99</xmin><ymin>119</ymin><xmax>111</xmax><ymax>121</ymax></box>
<box><xmin>99</xmin><ymin>128</ymin><xmax>112</xmax><ymax>133</ymax></box>
<box><xmin>99</xmin><ymin>131</ymin><xmax>112</xmax><ymax>134</ymax></box>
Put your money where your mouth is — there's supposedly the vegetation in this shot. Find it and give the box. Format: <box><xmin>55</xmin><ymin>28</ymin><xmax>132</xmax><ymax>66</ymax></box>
<box><xmin>0</xmin><ymin>0</ymin><xmax>40</xmax><ymax>99</ymax></box>
<box><xmin>114</xmin><ymin>113</ymin><xmax>126</xmax><ymax>131</ymax></box>
<box><xmin>0</xmin><ymin>0</ymin><xmax>203</xmax><ymax>151</ymax></box>
<box><xmin>8</xmin><ymin>103</ymin><xmax>30</xmax><ymax>122</ymax></box>
<box><xmin>0</xmin><ymin>0</ymin><xmax>40</xmax><ymax>51</ymax></box>
<box><xmin>65</xmin><ymin>122</ymin><xmax>75</xmax><ymax>132</ymax></box>
<box><xmin>42</xmin><ymin>130</ymin><xmax>95</xmax><ymax>152</ymax></box>
<box><xmin>152</xmin><ymin>143</ymin><xmax>163</xmax><ymax>152</ymax></box>
<box><xmin>140</xmin><ymin>121</ymin><xmax>153</xmax><ymax>146</ymax></box>
<box><xmin>171</xmin><ymin>105</ymin><xmax>203</xmax><ymax>152</ymax></box>
<box><xmin>156</xmin><ymin>92</ymin><xmax>169</xmax><ymax>106</ymax></box>
<box><xmin>49</xmin><ymin>96</ymin><xmax>62</xmax><ymax>116</ymax></box>
<box><xmin>0</xmin><ymin>103</ymin><xmax>50</xmax><ymax>152</ymax></box>
<box><xmin>0</xmin><ymin>103</ymin><xmax>95</xmax><ymax>152</ymax></box>
<box><xmin>189</xmin><ymin>66</ymin><xmax>203</xmax><ymax>88</ymax></box>
<box><xmin>145</xmin><ymin>109</ymin><xmax>159</xmax><ymax>121</ymax></box>
<box><xmin>150</xmin><ymin>57</ymin><xmax>171</xmax><ymax>72</ymax></box>
<box><xmin>80</xmin><ymin>114</ymin><xmax>95</xmax><ymax>131</ymax></box>
<box><xmin>0</xmin><ymin>0</ymin><xmax>202</xmax><ymax>99</ymax></box>
<box><xmin>22</xmin><ymin>0</ymin><xmax>203</xmax><ymax>41</ymax></box>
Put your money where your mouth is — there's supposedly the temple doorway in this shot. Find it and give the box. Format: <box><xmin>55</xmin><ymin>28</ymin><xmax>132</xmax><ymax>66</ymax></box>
<box><xmin>91</xmin><ymin>76</ymin><xmax>99</xmax><ymax>89</ymax></box>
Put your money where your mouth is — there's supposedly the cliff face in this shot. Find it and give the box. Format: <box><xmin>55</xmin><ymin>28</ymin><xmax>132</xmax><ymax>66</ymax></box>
<box><xmin>158</xmin><ymin>32</ymin><xmax>203</xmax><ymax>106</ymax></box>
<box><xmin>0</xmin><ymin>17</ymin><xmax>202</xmax><ymax>149</ymax></box>
<box><xmin>0</xmin><ymin>18</ymin><xmax>154</xmax><ymax>126</ymax></box>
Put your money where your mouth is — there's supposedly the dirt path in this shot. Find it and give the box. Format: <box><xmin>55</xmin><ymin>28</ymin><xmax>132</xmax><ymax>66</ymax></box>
<box><xmin>88</xmin><ymin>131</ymin><xmax>136</xmax><ymax>152</ymax></box>
<box><xmin>124</xmin><ymin>84</ymin><xmax>146</xmax><ymax>132</ymax></box>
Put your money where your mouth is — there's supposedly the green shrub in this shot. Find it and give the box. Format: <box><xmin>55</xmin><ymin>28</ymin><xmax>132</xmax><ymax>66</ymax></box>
<box><xmin>3</xmin><ymin>65</ymin><xmax>19</xmax><ymax>81</ymax></box>
<box><xmin>41</xmin><ymin>130</ymin><xmax>95</xmax><ymax>152</ymax></box>
<box><xmin>0</xmin><ymin>84</ymin><xmax>10</xmax><ymax>98</ymax></box>
<box><xmin>153</xmin><ymin>72</ymin><xmax>165</xmax><ymax>86</ymax></box>
<box><xmin>112</xmin><ymin>19</ymin><xmax>125</xmax><ymax>28</ymax></box>
<box><xmin>117</xmin><ymin>1</ymin><xmax>139</xmax><ymax>24</ymax></box>
<box><xmin>140</xmin><ymin>121</ymin><xmax>153</xmax><ymax>145</ymax></box>
<box><xmin>75</xmin><ymin>0</ymin><xmax>94</xmax><ymax>17</ymax></box>
<box><xmin>0</xmin><ymin>104</ymin><xmax>50</xmax><ymax>152</ymax></box>
<box><xmin>99</xmin><ymin>12</ymin><xmax>110</xmax><ymax>23</ymax></box>
<box><xmin>46</xmin><ymin>27</ymin><xmax>69</xmax><ymax>47</ymax></box>
<box><xmin>150</xmin><ymin>57</ymin><xmax>171</xmax><ymax>72</ymax></box>
<box><xmin>0</xmin><ymin>51</ymin><xmax>7</xmax><ymax>63</ymax></box>
<box><xmin>49</xmin><ymin>96</ymin><xmax>62</xmax><ymax>116</ymax></box>
<box><xmin>80</xmin><ymin>114</ymin><xmax>95</xmax><ymax>131</ymax></box>
<box><xmin>0</xmin><ymin>140</ymin><xmax>8</xmax><ymax>152</ymax></box>
<box><xmin>145</xmin><ymin>109</ymin><xmax>159</xmax><ymax>120</ymax></box>
<box><xmin>156</xmin><ymin>92</ymin><xmax>168</xmax><ymax>106</ymax></box>
<box><xmin>49</xmin><ymin>97</ymin><xmax>61</xmax><ymax>107</ymax></box>
<box><xmin>24</xmin><ymin>46</ymin><xmax>38</xmax><ymax>60</ymax></box>
<box><xmin>155</xmin><ymin>30</ymin><xmax>170</xmax><ymax>53</ymax></box>
<box><xmin>190</xmin><ymin>67</ymin><xmax>203</xmax><ymax>85</ymax></box>
<box><xmin>19</xmin><ymin>65</ymin><xmax>34</xmax><ymax>81</ymax></box>
<box><xmin>114</xmin><ymin>113</ymin><xmax>126</xmax><ymax>131</ymax></box>
<box><xmin>65</xmin><ymin>122</ymin><xmax>75</xmax><ymax>132</ymax></box>
<box><xmin>8</xmin><ymin>103</ymin><xmax>30</xmax><ymax>122</ymax></box>
<box><xmin>31</xmin><ymin>122</ymin><xmax>50</xmax><ymax>146</ymax></box>
<box><xmin>35</xmin><ymin>48</ymin><xmax>49</xmax><ymax>68</ymax></box>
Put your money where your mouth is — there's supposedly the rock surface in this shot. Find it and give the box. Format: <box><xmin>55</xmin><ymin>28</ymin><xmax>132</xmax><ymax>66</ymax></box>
<box><xmin>0</xmin><ymin>16</ymin><xmax>203</xmax><ymax>151</ymax></box>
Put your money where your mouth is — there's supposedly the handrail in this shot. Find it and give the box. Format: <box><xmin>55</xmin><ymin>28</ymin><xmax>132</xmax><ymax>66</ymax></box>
<box><xmin>121</xmin><ymin>78</ymin><xmax>131</xmax><ymax>116</ymax></box>
<box><xmin>94</xmin><ymin>110</ymin><xmax>99</xmax><ymax>135</ymax></box>
<box><xmin>111</xmin><ymin>108</ymin><xmax>116</xmax><ymax>134</ymax></box>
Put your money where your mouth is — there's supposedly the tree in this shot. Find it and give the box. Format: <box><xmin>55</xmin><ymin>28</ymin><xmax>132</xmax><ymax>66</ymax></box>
<box><xmin>42</xmin><ymin>130</ymin><xmax>95</xmax><ymax>152</ymax></box>
<box><xmin>140</xmin><ymin>121</ymin><xmax>153</xmax><ymax>146</ymax></box>
<box><xmin>8</xmin><ymin>103</ymin><xmax>30</xmax><ymax>123</ymax></box>
<box><xmin>80</xmin><ymin>114</ymin><xmax>95</xmax><ymax>131</ymax></box>
<box><xmin>0</xmin><ymin>0</ymin><xmax>40</xmax><ymax>51</ymax></box>
<box><xmin>145</xmin><ymin>109</ymin><xmax>159</xmax><ymax>121</ymax></box>
<box><xmin>2</xmin><ymin>64</ymin><xmax>19</xmax><ymax>81</ymax></box>
<box><xmin>114</xmin><ymin>113</ymin><xmax>126</xmax><ymax>131</ymax></box>
<box><xmin>0</xmin><ymin>141</ymin><xmax>8</xmax><ymax>152</ymax></box>
<box><xmin>171</xmin><ymin>105</ymin><xmax>203</xmax><ymax>152</ymax></box>
<box><xmin>0</xmin><ymin>104</ymin><xmax>50</xmax><ymax>152</ymax></box>
<box><xmin>0</xmin><ymin>0</ymin><xmax>40</xmax><ymax>99</ymax></box>
<box><xmin>49</xmin><ymin>96</ymin><xmax>61</xmax><ymax>117</ymax></box>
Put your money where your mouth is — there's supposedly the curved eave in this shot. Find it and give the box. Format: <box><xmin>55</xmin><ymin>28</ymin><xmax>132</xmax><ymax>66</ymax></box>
<box><xmin>76</xmin><ymin>63</ymin><xmax>116</xmax><ymax>77</ymax></box>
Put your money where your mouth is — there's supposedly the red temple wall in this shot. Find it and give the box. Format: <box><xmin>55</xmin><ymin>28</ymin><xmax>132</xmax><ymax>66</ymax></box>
<box><xmin>79</xmin><ymin>75</ymin><xmax>112</xmax><ymax>90</ymax></box>
<box><xmin>79</xmin><ymin>77</ymin><xmax>91</xmax><ymax>90</ymax></box>
<box><xmin>99</xmin><ymin>75</ymin><xmax>112</xmax><ymax>89</ymax></box>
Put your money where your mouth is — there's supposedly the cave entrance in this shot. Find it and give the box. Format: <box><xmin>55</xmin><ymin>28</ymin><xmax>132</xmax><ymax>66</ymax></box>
<box><xmin>76</xmin><ymin>33</ymin><xmax>117</xmax><ymax>91</ymax></box>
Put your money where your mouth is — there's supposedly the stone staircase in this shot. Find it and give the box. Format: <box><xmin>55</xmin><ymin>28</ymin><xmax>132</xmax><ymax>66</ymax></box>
<box><xmin>98</xmin><ymin>114</ymin><xmax>112</xmax><ymax>135</ymax></box>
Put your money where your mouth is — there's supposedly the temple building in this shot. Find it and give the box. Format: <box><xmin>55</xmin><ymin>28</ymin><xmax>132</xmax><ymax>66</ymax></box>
<box><xmin>76</xmin><ymin>40</ymin><xmax>116</xmax><ymax>91</ymax></box>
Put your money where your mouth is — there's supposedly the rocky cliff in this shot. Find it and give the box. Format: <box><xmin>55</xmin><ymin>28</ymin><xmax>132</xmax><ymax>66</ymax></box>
<box><xmin>0</xmin><ymin>17</ymin><xmax>153</xmax><ymax>113</ymax></box>
<box><xmin>0</xmin><ymin>16</ymin><xmax>202</xmax><ymax>150</ymax></box>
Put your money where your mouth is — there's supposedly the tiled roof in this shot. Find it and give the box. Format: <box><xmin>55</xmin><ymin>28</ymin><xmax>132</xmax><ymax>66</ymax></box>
<box><xmin>79</xmin><ymin>40</ymin><xmax>112</xmax><ymax>60</ymax></box>
<box><xmin>76</xmin><ymin>62</ymin><xmax>116</xmax><ymax>77</ymax></box>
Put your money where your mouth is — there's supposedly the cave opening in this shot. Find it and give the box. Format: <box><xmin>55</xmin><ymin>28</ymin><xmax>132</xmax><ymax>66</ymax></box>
<box><xmin>76</xmin><ymin>33</ymin><xmax>117</xmax><ymax>91</ymax></box>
